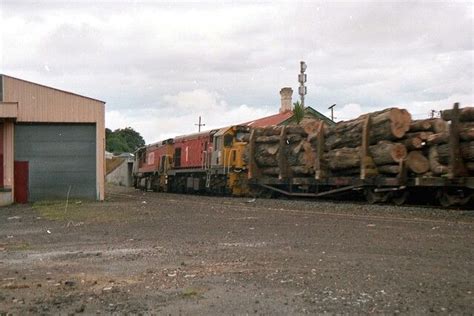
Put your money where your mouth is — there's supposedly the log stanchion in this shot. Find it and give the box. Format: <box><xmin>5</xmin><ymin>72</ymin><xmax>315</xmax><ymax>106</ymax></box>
<box><xmin>278</xmin><ymin>126</ymin><xmax>290</xmax><ymax>180</ymax></box>
<box><xmin>248</xmin><ymin>129</ymin><xmax>261</xmax><ymax>180</ymax></box>
<box><xmin>314</xmin><ymin>123</ymin><xmax>327</xmax><ymax>179</ymax></box>
<box><xmin>360</xmin><ymin>115</ymin><xmax>378</xmax><ymax>179</ymax></box>
<box><xmin>448</xmin><ymin>103</ymin><xmax>468</xmax><ymax>178</ymax></box>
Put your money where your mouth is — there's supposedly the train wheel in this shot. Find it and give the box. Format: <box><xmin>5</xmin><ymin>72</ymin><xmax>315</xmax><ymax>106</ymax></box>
<box><xmin>392</xmin><ymin>190</ymin><xmax>409</xmax><ymax>206</ymax></box>
<box><xmin>365</xmin><ymin>188</ymin><xmax>385</xmax><ymax>204</ymax></box>
<box><xmin>438</xmin><ymin>191</ymin><xmax>455</xmax><ymax>207</ymax></box>
<box><xmin>438</xmin><ymin>190</ymin><xmax>471</xmax><ymax>207</ymax></box>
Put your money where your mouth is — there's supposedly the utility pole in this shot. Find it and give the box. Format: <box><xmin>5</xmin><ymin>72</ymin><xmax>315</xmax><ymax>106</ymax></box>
<box><xmin>195</xmin><ymin>116</ymin><xmax>205</xmax><ymax>132</ymax></box>
<box><xmin>328</xmin><ymin>104</ymin><xmax>336</xmax><ymax>121</ymax></box>
<box><xmin>298</xmin><ymin>61</ymin><xmax>307</xmax><ymax>109</ymax></box>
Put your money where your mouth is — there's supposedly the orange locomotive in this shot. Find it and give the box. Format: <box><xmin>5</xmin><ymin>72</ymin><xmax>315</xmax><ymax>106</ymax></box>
<box><xmin>133</xmin><ymin>125</ymin><xmax>250</xmax><ymax>195</ymax></box>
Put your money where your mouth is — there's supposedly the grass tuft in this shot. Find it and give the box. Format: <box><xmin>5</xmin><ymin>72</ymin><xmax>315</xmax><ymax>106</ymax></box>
<box><xmin>181</xmin><ymin>288</ymin><xmax>200</xmax><ymax>298</ymax></box>
<box><xmin>32</xmin><ymin>200</ymin><xmax>129</xmax><ymax>223</ymax></box>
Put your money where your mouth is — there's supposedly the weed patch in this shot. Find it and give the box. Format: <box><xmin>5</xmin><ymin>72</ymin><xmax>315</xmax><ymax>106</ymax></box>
<box><xmin>32</xmin><ymin>200</ymin><xmax>130</xmax><ymax>224</ymax></box>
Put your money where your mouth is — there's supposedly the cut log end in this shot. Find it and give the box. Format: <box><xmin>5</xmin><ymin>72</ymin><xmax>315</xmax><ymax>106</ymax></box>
<box><xmin>406</xmin><ymin>151</ymin><xmax>430</xmax><ymax>174</ymax></box>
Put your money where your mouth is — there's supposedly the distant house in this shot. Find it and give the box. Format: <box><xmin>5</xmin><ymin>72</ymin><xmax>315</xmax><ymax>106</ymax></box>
<box><xmin>243</xmin><ymin>87</ymin><xmax>334</xmax><ymax>127</ymax></box>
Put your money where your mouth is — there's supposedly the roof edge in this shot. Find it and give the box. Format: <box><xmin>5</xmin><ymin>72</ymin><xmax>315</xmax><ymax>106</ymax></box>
<box><xmin>0</xmin><ymin>74</ymin><xmax>106</xmax><ymax>104</ymax></box>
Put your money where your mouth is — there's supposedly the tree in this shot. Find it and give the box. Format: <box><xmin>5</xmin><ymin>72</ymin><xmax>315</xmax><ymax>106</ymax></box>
<box><xmin>106</xmin><ymin>127</ymin><xmax>145</xmax><ymax>154</ymax></box>
<box><xmin>292</xmin><ymin>100</ymin><xmax>305</xmax><ymax>124</ymax></box>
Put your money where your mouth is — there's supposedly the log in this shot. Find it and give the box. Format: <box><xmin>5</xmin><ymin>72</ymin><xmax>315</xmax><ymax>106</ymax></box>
<box><xmin>406</xmin><ymin>151</ymin><xmax>430</xmax><ymax>174</ymax></box>
<box><xmin>325</xmin><ymin>108</ymin><xmax>411</xmax><ymax>149</ymax></box>
<box><xmin>466</xmin><ymin>162</ymin><xmax>474</xmax><ymax>172</ymax></box>
<box><xmin>286</xmin><ymin>125</ymin><xmax>307</xmax><ymax>135</ymax></box>
<box><xmin>254</xmin><ymin>134</ymin><xmax>304</xmax><ymax>145</ymax></box>
<box><xmin>369</xmin><ymin>141</ymin><xmax>407</xmax><ymax>165</ymax></box>
<box><xmin>254</xmin><ymin>126</ymin><xmax>281</xmax><ymax>136</ymax></box>
<box><xmin>460</xmin><ymin>129</ymin><xmax>474</xmax><ymax>141</ymax></box>
<box><xmin>428</xmin><ymin>146</ymin><xmax>448</xmax><ymax>175</ymax></box>
<box><xmin>323</xmin><ymin>141</ymin><xmax>407</xmax><ymax>171</ymax></box>
<box><xmin>409</xmin><ymin>119</ymin><xmax>448</xmax><ymax>133</ymax></box>
<box><xmin>460</xmin><ymin>122</ymin><xmax>474</xmax><ymax>130</ymax></box>
<box><xmin>255</xmin><ymin>143</ymin><xmax>279</xmax><ymax>156</ymax></box>
<box><xmin>399</xmin><ymin>137</ymin><xmax>423</xmax><ymax>150</ymax></box>
<box><xmin>324</xmin><ymin>147</ymin><xmax>360</xmax><ymax>170</ymax></box>
<box><xmin>426</xmin><ymin>132</ymin><xmax>449</xmax><ymax>145</ymax></box>
<box><xmin>459</xmin><ymin>122</ymin><xmax>474</xmax><ymax>141</ymax></box>
<box><xmin>254</xmin><ymin>125</ymin><xmax>307</xmax><ymax>136</ymax></box>
<box><xmin>441</xmin><ymin>107</ymin><xmax>474</xmax><ymax>122</ymax></box>
<box><xmin>409</xmin><ymin>119</ymin><xmax>432</xmax><ymax>132</ymax></box>
<box><xmin>261</xmin><ymin>166</ymin><xmax>312</xmax><ymax>176</ymax></box>
<box><xmin>302</xmin><ymin>119</ymin><xmax>323</xmax><ymax>135</ymax></box>
<box><xmin>287</xmin><ymin>134</ymin><xmax>303</xmax><ymax>143</ymax></box>
<box><xmin>302</xmin><ymin>141</ymin><xmax>316</xmax><ymax>169</ymax></box>
<box><xmin>438</xmin><ymin>141</ymin><xmax>474</xmax><ymax>162</ymax></box>
<box><xmin>432</xmin><ymin>119</ymin><xmax>449</xmax><ymax>133</ymax></box>
<box><xmin>404</xmin><ymin>131</ymin><xmax>433</xmax><ymax>141</ymax></box>
<box><xmin>255</xmin><ymin>156</ymin><xmax>278</xmax><ymax>167</ymax></box>
<box><xmin>377</xmin><ymin>164</ymin><xmax>401</xmax><ymax>174</ymax></box>
<box><xmin>255</xmin><ymin>136</ymin><xmax>280</xmax><ymax>143</ymax></box>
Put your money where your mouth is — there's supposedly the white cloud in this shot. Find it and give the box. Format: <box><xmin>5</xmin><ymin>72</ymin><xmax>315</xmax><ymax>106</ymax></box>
<box><xmin>162</xmin><ymin>89</ymin><xmax>227</xmax><ymax>111</ymax></box>
<box><xmin>1</xmin><ymin>1</ymin><xmax>473</xmax><ymax>142</ymax></box>
<box><xmin>107</xmin><ymin>89</ymin><xmax>273</xmax><ymax>143</ymax></box>
<box><xmin>330</xmin><ymin>103</ymin><xmax>365</xmax><ymax>122</ymax></box>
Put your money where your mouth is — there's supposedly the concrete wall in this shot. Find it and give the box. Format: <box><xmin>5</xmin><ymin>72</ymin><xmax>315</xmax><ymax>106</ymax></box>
<box><xmin>106</xmin><ymin>159</ymin><xmax>133</xmax><ymax>187</ymax></box>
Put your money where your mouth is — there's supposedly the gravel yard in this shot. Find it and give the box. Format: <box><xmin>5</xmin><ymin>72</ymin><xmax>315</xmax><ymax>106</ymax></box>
<box><xmin>0</xmin><ymin>185</ymin><xmax>473</xmax><ymax>314</ymax></box>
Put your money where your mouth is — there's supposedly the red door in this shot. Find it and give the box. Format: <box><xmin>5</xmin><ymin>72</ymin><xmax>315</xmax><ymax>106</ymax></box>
<box><xmin>0</xmin><ymin>154</ymin><xmax>3</xmax><ymax>187</ymax></box>
<box><xmin>14</xmin><ymin>161</ymin><xmax>29</xmax><ymax>203</ymax></box>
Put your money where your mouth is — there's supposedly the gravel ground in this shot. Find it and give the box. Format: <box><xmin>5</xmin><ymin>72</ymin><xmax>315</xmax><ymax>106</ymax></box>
<box><xmin>0</xmin><ymin>185</ymin><xmax>473</xmax><ymax>314</ymax></box>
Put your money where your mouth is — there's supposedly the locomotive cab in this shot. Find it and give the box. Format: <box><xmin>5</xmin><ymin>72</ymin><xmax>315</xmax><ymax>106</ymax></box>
<box><xmin>211</xmin><ymin>125</ymin><xmax>250</xmax><ymax>195</ymax></box>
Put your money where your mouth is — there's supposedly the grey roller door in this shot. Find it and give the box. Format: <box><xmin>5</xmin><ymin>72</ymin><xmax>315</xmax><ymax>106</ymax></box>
<box><xmin>15</xmin><ymin>124</ymin><xmax>96</xmax><ymax>201</ymax></box>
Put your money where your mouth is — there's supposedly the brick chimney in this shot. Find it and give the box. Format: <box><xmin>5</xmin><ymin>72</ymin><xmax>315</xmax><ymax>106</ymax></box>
<box><xmin>279</xmin><ymin>87</ymin><xmax>293</xmax><ymax>113</ymax></box>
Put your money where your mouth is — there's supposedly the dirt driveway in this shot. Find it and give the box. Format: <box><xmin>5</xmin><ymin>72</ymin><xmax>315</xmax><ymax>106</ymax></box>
<box><xmin>1</xmin><ymin>185</ymin><xmax>473</xmax><ymax>314</ymax></box>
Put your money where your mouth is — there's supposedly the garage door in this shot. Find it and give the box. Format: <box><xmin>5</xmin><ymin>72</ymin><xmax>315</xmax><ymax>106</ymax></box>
<box><xmin>15</xmin><ymin>124</ymin><xmax>96</xmax><ymax>201</ymax></box>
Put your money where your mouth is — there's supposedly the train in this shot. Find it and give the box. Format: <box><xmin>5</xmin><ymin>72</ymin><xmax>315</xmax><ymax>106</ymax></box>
<box><xmin>133</xmin><ymin>104</ymin><xmax>474</xmax><ymax>207</ymax></box>
<box><xmin>133</xmin><ymin>125</ymin><xmax>251</xmax><ymax>196</ymax></box>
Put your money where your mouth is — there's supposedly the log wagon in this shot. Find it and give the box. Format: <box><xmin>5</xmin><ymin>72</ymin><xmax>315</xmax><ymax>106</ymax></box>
<box><xmin>247</xmin><ymin>104</ymin><xmax>474</xmax><ymax>207</ymax></box>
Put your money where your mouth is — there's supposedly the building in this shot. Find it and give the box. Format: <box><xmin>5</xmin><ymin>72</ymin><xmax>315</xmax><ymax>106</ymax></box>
<box><xmin>244</xmin><ymin>87</ymin><xmax>334</xmax><ymax>127</ymax></box>
<box><xmin>106</xmin><ymin>154</ymin><xmax>134</xmax><ymax>187</ymax></box>
<box><xmin>0</xmin><ymin>75</ymin><xmax>105</xmax><ymax>205</ymax></box>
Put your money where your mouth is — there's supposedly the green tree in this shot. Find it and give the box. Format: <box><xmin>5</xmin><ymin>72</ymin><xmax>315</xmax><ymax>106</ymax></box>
<box><xmin>292</xmin><ymin>100</ymin><xmax>305</xmax><ymax>124</ymax></box>
<box><xmin>106</xmin><ymin>127</ymin><xmax>145</xmax><ymax>154</ymax></box>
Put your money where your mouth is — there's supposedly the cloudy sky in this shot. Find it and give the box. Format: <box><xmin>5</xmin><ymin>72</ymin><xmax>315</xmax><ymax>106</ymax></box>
<box><xmin>1</xmin><ymin>1</ymin><xmax>473</xmax><ymax>143</ymax></box>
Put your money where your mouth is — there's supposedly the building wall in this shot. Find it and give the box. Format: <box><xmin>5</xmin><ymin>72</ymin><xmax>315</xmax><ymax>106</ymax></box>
<box><xmin>1</xmin><ymin>75</ymin><xmax>105</xmax><ymax>200</ymax></box>
<box><xmin>2</xmin><ymin>76</ymin><xmax>103</xmax><ymax>123</ymax></box>
<box><xmin>3</xmin><ymin>121</ymin><xmax>14</xmax><ymax>189</ymax></box>
<box><xmin>106</xmin><ymin>159</ymin><xmax>133</xmax><ymax>187</ymax></box>
<box><xmin>15</xmin><ymin>124</ymin><xmax>97</xmax><ymax>201</ymax></box>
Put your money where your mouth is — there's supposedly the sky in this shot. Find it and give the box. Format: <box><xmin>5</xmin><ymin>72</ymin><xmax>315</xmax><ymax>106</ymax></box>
<box><xmin>1</xmin><ymin>0</ymin><xmax>473</xmax><ymax>143</ymax></box>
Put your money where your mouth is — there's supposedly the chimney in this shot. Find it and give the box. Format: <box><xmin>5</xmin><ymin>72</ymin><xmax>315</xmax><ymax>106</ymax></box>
<box><xmin>279</xmin><ymin>87</ymin><xmax>293</xmax><ymax>113</ymax></box>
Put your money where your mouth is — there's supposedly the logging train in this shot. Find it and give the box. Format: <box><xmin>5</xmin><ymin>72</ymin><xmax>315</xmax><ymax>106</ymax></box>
<box><xmin>133</xmin><ymin>104</ymin><xmax>474</xmax><ymax>207</ymax></box>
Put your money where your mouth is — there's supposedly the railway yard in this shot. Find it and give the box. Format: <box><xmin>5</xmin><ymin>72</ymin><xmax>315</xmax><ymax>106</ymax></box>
<box><xmin>1</xmin><ymin>185</ymin><xmax>473</xmax><ymax>314</ymax></box>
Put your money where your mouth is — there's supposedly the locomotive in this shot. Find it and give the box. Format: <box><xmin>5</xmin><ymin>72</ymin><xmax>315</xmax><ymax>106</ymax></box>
<box><xmin>133</xmin><ymin>125</ymin><xmax>250</xmax><ymax>196</ymax></box>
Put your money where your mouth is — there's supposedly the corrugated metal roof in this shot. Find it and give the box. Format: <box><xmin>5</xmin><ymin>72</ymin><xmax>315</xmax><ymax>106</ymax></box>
<box><xmin>0</xmin><ymin>74</ymin><xmax>106</xmax><ymax>104</ymax></box>
<box><xmin>243</xmin><ymin>110</ymin><xmax>294</xmax><ymax>127</ymax></box>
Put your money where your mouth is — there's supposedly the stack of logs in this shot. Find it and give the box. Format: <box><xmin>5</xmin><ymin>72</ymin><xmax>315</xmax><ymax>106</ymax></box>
<box><xmin>317</xmin><ymin>108</ymin><xmax>411</xmax><ymax>176</ymax></box>
<box><xmin>246</xmin><ymin>105</ymin><xmax>474</xmax><ymax>179</ymax></box>
<box><xmin>432</xmin><ymin>106</ymin><xmax>474</xmax><ymax>175</ymax></box>
<box><xmin>246</xmin><ymin>125</ymin><xmax>315</xmax><ymax>177</ymax></box>
<box><xmin>400</xmin><ymin>117</ymin><xmax>448</xmax><ymax>175</ymax></box>
<box><xmin>400</xmin><ymin>106</ymin><xmax>474</xmax><ymax>176</ymax></box>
